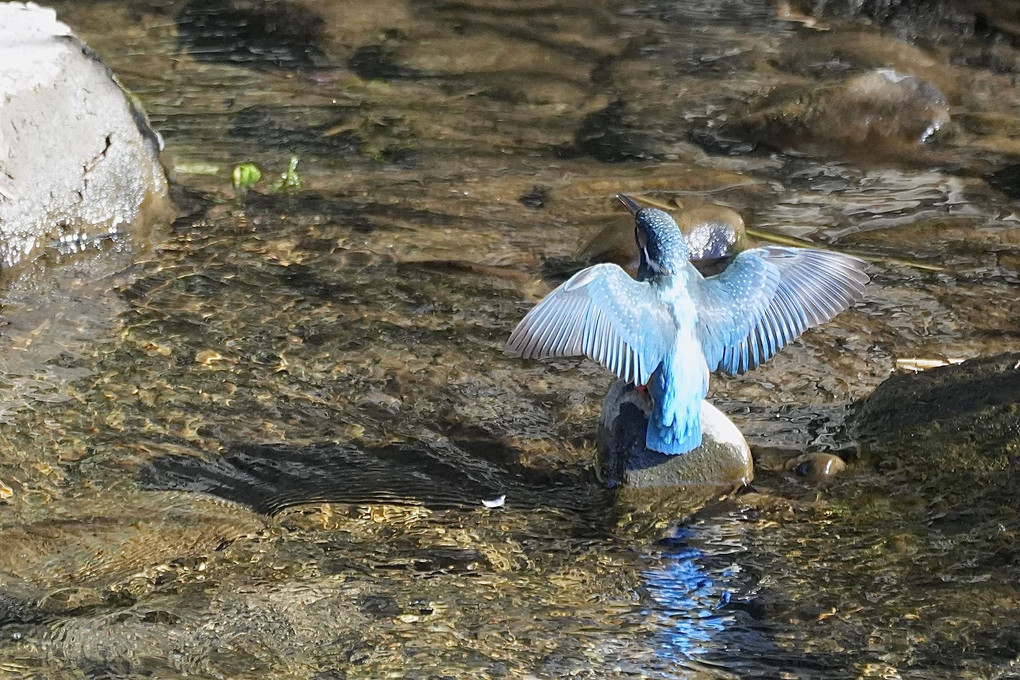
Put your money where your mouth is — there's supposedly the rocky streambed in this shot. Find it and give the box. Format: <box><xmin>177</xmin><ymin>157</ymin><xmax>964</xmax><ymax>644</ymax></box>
<box><xmin>0</xmin><ymin>0</ymin><xmax>1019</xmax><ymax>678</ymax></box>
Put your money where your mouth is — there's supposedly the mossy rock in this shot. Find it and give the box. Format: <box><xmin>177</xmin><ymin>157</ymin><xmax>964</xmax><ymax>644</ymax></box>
<box><xmin>854</xmin><ymin>352</ymin><xmax>1020</xmax><ymax>520</ymax></box>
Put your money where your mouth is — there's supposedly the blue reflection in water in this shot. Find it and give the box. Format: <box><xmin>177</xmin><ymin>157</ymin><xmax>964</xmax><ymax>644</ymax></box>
<box><xmin>642</xmin><ymin>526</ymin><xmax>741</xmax><ymax>663</ymax></box>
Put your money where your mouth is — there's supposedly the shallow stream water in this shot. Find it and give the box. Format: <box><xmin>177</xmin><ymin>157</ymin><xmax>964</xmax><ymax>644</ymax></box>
<box><xmin>1</xmin><ymin>1</ymin><xmax>1020</xmax><ymax>678</ymax></box>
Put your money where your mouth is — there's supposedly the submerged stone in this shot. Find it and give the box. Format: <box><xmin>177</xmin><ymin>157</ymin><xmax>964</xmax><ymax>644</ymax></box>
<box><xmin>598</xmin><ymin>380</ymin><xmax>753</xmax><ymax>533</ymax></box>
<box><xmin>348</xmin><ymin>44</ymin><xmax>423</xmax><ymax>81</ymax></box>
<box><xmin>0</xmin><ymin>3</ymin><xmax>174</xmax><ymax>270</ymax></box>
<box><xmin>986</xmin><ymin>162</ymin><xmax>1020</xmax><ymax>199</ymax></box>
<box><xmin>573</xmin><ymin>100</ymin><xmax>662</xmax><ymax>163</ymax></box>
<box><xmin>785</xmin><ymin>452</ymin><xmax>848</xmax><ymax>487</ymax></box>
<box><xmin>724</xmin><ymin>68</ymin><xmax>950</xmax><ymax>158</ymax></box>
<box><xmin>176</xmin><ymin>0</ymin><xmax>326</xmax><ymax>69</ymax></box>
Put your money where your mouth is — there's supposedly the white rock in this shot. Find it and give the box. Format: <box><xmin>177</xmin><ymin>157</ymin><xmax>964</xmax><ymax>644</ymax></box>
<box><xmin>0</xmin><ymin>2</ymin><xmax>173</xmax><ymax>269</ymax></box>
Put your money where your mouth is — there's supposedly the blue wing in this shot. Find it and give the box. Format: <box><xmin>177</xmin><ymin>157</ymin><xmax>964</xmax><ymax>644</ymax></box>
<box><xmin>506</xmin><ymin>264</ymin><xmax>676</xmax><ymax>386</ymax></box>
<box><xmin>688</xmin><ymin>251</ymin><xmax>780</xmax><ymax>371</ymax></box>
<box><xmin>692</xmin><ymin>247</ymin><xmax>869</xmax><ymax>375</ymax></box>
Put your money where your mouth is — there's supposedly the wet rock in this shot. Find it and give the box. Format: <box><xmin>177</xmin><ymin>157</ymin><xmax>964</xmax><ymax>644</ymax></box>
<box><xmin>854</xmin><ymin>352</ymin><xmax>1020</xmax><ymax>521</ymax></box>
<box><xmin>349</xmin><ymin>25</ymin><xmax>595</xmax><ymax>107</ymax></box>
<box><xmin>518</xmin><ymin>185</ymin><xmax>549</xmax><ymax>209</ymax></box>
<box><xmin>356</xmin><ymin>390</ymin><xmax>403</xmax><ymax>414</ymax></box>
<box><xmin>973</xmin><ymin>1</ymin><xmax>1020</xmax><ymax>40</ymax></box>
<box><xmin>399</xmin><ymin>31</ymin><xmax>591</xmax><ymax>80</ymax></box>
<box><xmin>598</xmin><ymin>381</ymin><xmax>753</xmax><ymax>533</ymax></box>
<box><xmin>784</xmin><ymin>452</ymin><xmax>848</xmax><ymax>486</ymax></box>
<box><xmin>724</xmin><ymin>69</ymin><xmax>950</xmax><ymax>158</ymax></box>
<box><xmin>358</xmin><ymin>594</ymin><xmax>402</xmax><ymax>618</ymax></box>
<box><xmin>177</xmin><ymin>0</ymin><xmax>413</xmax><ymax>71</ymax></box>
<box><xmin>317</xmin><ymin>0</ymin><xmax>412</xmax><ymax>49</ymax></box>
<box><xmin>0</xmin><ymin>4</ymin><xmax>174</xmax><ymax>270</ymax></box>
<box><xmin>32</xmin><ymin>577</ymin><xmax>373</xmax><ymax>677</ymax></box>
<box><xmin>986</xmin><ymin>163</ymin><xmax>1020</xmax><ymax>199</ymax></box>
<box><xmin>681</xmin><ymin>205</ymin><xmax>749</xmax><ymax>264</ymax></box>
<box><xmin>770</xmin><ymin>31</ymin><xmax>966</xmax><ymax>99</ymax></box>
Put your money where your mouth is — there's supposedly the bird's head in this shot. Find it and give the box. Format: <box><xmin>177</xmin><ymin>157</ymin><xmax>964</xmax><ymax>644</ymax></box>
<box><xmin>617</xmin><ymin>195</ymin><xmax>690</xmax><ymax>278</ymax></box>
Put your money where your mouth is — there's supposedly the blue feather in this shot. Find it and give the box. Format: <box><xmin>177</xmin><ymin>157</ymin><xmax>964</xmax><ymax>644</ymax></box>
<box><xmin>507</xmin><ymin>205</ymin><xmax>870</xmax><ymax>456</ymax></box>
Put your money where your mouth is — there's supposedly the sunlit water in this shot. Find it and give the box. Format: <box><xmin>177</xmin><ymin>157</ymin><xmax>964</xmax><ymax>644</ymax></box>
<box><xmin>0</xmin><ymin>0</ymin><xmax>1019</xmax><ymax>678</ymax></box>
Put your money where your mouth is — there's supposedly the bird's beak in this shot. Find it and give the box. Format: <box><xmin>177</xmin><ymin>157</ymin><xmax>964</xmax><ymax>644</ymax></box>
<box><xmin>616</xmin><ymin>194</ymin><xmax>642</xmax><ymax>215</ymax></box>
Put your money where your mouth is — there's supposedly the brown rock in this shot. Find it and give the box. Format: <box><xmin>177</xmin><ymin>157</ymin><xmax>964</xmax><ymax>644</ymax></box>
<box><xmin>598</xmin><ymin>381</ymin><xmax>753</xmax><ymax>534</ymax></box>
<box><xmin>727</xmin><ymin>69</ymin><xmax>950</xmax><ymax>158</ymax></box>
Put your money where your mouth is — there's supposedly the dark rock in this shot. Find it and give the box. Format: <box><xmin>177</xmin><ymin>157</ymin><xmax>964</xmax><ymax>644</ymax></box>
<box><xmin>0</xmin><ymin>576</ymin><xmax>48</xmax><ymax>626</ymax></box>
<box><xmin>357</xmin><ymin>594</ymin><xmax>401</xmax><ymax>618</ymax></box>
<box><xmin>857</xmin><ymin>352</ymin><xmax>1020</xmax><ymax>436</ymax></box>
<box><xmin>986</xmin><ymin>163</ymin><xmax>1020</xmax><ymax>199</ymax></box>
<box><xmin>518</xmin><ymin>185</ymin><xmax>549</xmax><ymax>209</ymax></box>
<box><xmin>854</xmin><ymin>352</ymin><xmax>1020</xmax><ymax>518</ymax></box>
<box><xmin>786</xmin><ymin>0</ymin><xmax>1019</xmax><ymax>42</ymax></box>
<box><xmin>973</xmin><ymin>1</ymin><xmax>1020</xmax><ymax>40</ymax></box>
<box><xmin>788</xmin><ymin>0</ymin><xmax>974</xmax><ymax>34</ymax></box>
<box><xmin>176</xmin><ymin>0</ymin><xmax>326</xmax><ymax>70</ymax></box>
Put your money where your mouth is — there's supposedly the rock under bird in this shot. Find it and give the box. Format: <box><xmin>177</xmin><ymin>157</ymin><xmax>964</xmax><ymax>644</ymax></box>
<box><xmin>506</xmin><ymin>195</ymin><xmax>869</xmax><ymax>455</ymax></box>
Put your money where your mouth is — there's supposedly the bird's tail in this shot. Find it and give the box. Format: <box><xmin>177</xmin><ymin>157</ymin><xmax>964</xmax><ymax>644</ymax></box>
<box><xmin>646</xmin><ymin>397</ymin><xmax>702</xmax><ymax>454</ymax></box>
<box><xmin>645</xmin><ymin>354</ymin><xmax>708</xmax><ymax>455</ymax></box>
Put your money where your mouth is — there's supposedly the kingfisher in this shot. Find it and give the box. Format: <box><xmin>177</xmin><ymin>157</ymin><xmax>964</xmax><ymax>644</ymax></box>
<box><xmin>506</xmin><ymin>195</ymin><xmax>869</xmax><ymax>455</ymax></box>
<box><xmin>578</xmin><ymin>202</ymin><xmax>749</xmax><ymax>275</ymax></box>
